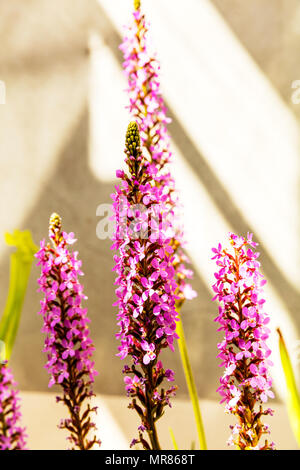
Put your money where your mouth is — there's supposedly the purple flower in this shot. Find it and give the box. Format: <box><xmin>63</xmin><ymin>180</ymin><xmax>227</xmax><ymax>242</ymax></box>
<box><xmin>112</xmin><ymin>122</ymin><xmax>177</xmax><ymax>450</ymax></box>
<box><xmin>212</xmin><ymin>232</ymin><xmax>275</xmax><ymax>450</ymax></box>
<box><xmin>141</xmin><ymin>341</ymin><xmax>156</xmax><ymax>365</ymax></box>
<box><xmin>120</xmin><ymin>0</ymin><xmax>195</xmax><ymax>306</ymax></box>
<box><xmin>0</xmin><ymin>362</ymin><xmax>27</xmax><ymax>450</ymax></box>
<box><xmin>165</xmin><ymin>369</ymin><xmax>175</xmax><ymax>382</ymax></box>
<box><xmin>36</xmin><ymin>213</ymin><xmax>100</xmax><ymax>450</ymax></box>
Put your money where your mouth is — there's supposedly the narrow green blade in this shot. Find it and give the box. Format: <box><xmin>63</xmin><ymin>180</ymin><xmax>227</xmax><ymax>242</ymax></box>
<box><xmin>0</xmin><ymin>339</ymin><xmax>5</xmax><ymax>363</ymax></box>
<box><xmin>277</xmin><ymin>328</ymin><xmax>300</xmax><ymax>447</ymax></box>
<box><xmin>168</xmin><ymin>427</ymin><xmax>179</xmax><ymax>450</ymax></box>
<box><xmin>0</xmin><ymin>230</ymin><xmax>37</xmax><ymax>360</ymax></box>
<box><xmin>176</xmin><ymin>310</ymin><xmax>207</xmax><ymax>450</ymax></box>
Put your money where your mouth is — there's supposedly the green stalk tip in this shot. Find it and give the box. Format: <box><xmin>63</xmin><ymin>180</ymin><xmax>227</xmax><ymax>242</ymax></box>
<box><xmin>49</xmin><ymin>212</ymin><xmax>62</xmax><ymax>246</ymax></box>
<box><xmin>134</xmin><ymin>0</ymin><xmax>141</xmax><ymax>10</ymax></box>
<box><xmin>125</xmin><ymin>121</ymin><xmax>141</xmax><ymax>158</ymax></box>
<box><xmin>49</xmin><ymin>212</ymin><xmax>62</xmax><ymax>234</ymax></box>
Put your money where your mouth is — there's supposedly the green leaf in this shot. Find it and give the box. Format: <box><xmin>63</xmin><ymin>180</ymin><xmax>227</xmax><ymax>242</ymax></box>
<box><xmin>277</xmin><ymin>328</ymin><xmax>300</xmax><ymax>447</ymax></box>
<box><xmin>168</xmin><ymin>427</ymin><xmax>179</xmax><ymax>450</ymax></box>
<box><xmin>176</xmin><ymin>310</ymin><xmax>207</xmax><ymax>450</ymax></box>
<box><xmin>0</xmin><ymin>339</ymin><xmax>5</xmax><ymax>363</ymax></box>
<box><xmin>0</xmin><ymin>230</ymin><xmax>37</xmax><ymax>360</ymax></box>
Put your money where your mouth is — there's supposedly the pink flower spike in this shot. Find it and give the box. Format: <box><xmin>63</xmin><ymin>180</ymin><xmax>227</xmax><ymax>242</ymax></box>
<box><xmin>212</xmin><ymin>232</ymin><xmax>275</xmax><ymax>450</ymax></box>
<box><xmin>36</xmin><ymin>213</ymin><xmax>100</xmax><ymax>450</ymax></box>
<box><xmin>0</xmin><ymin>363</ymin><xmax>27</xmax><ymax>450</ymax></box>
<box><xmin>112</xmin><ymin>123</ymin><xmax>179</xmax><ymax>449</ymax></box>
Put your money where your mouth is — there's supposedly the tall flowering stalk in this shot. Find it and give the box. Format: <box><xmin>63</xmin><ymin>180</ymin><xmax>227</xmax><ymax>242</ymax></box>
<box><xmin>212</xmin><ymin>232</ymin><xmax>275</xmax><ymax>450</ymax></box>
<box><xmin>120</xmin><ymin>0</ymin><xmax>195</xmax><ymax>304</ymax></box>
<box><xmin>0</xmin><ymin>363</ymin><xmax>27</xmax><ymax>450</ymax></box>
<box><xmin>112</xmin><ymin>122</ymin><xmax>178</xmax><ymax>450</ymax></box>
<box><xmin>120</xmin><ymin>1</ymin><xmax>207</xmax><ymax>450</ymax></box>
<box><xmin>36</xmin><ymin>213</ymin><xmax>100</xmax><ymax>450</ymax></box>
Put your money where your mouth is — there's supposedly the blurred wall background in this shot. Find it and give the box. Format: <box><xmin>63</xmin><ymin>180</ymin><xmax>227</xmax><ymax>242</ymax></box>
<box><xmin>0</xmin><ymin>0</ymin><xmax>300</xmax><ymax>402</ymax></box>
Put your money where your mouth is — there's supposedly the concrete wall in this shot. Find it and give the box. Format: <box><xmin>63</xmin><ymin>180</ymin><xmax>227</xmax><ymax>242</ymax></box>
<box><xmin>0</xmin><ymin>0</ymin><xmax>300</xmax><ymax>406</ymax></box>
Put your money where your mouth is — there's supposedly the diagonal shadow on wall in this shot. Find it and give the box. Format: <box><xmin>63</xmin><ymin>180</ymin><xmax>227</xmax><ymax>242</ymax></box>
<box><xmin>1</xmin><ymin>0</ymin><xmax>299</xmax><ymax>403</ymax></box>
<box><xmin>89</xmin><ymin>0</ymin><xmax>300</xmax><ymax>319</ymax></box>
<box><xmin>5</xmin><ymin>105</ymin><xmax>216</xmax><ymax>398</ymax></box>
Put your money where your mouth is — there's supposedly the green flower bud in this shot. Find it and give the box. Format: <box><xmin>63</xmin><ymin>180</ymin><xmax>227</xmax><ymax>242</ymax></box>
<box><xmin>49</xmin><ymin>212</ymin><xmax>62</xmax><ymax>246</ymax></box>
<box><xmin>125</xmin><ymin>121</ymin><xmax>141</xmax><ymax>159</ymax></box>
<box><xmin>134</xmin><ymin>0</ymin><xmax>141</xmax><ymax>11</ymax></box>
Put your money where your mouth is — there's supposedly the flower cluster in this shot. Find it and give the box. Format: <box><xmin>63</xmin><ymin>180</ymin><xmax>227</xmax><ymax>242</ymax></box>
<box><xmin>212</xmin><ymin>232</ymin><xmax>275</xmax><ymax>450</ymax></box>
<box><xmin>120</xmin><ymin>0</ymin><xmax>195</xmax><ymax>306</ymax></box>
<box><xmin>112</xmin><ymin>122</ymin><xmax>178</xmax><ymax>449</ymax></box>
<box><xmin>0</xmin><ymin>362</ymin><xmax>27</xmax><ymax>450</ymax></box>
<box><xmin>36</xmin><ymin>213</ymin><xmax>100</xmax><ymax>450</ymax></box>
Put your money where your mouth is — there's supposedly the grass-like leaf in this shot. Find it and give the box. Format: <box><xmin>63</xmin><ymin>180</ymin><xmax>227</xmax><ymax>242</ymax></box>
<box><xmin>168</xmin><ymin>427</ymin><xmax>179</xmax><ymax>450</ymax></box>
<box><xmin>176</xmin><ymin>311</ymin><xmax>207</xmax><ymax>450</ymax></box>
<box><xmin>277</xmin><ymin>328</ymin><xmax>300</xmax><ymax>447</ymax></box>
<box><xmin>0</xmin><ymin>230</ymin><xmax>37</xmax><ymax>360</ymax></box>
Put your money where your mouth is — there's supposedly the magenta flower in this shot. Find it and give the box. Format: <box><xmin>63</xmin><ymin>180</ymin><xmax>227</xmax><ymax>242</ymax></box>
<box><xmin>112</xmin><ymin>122</ymin><xmax>177</xmax><ymax>450</ymax></box>
<box><xmin>120</xmin><ymin>0</ymin><xmax>195</xmax><ymax>306</ymax></box>
<box><xmin>0</xmin><ymin>362</ymin><xmax>27</xmax><ymax>450</ymax></box>
<box><xmin>36</xmin><ymin>213</ymin><xmax>100</xmax><ymax>450</ymax></box>
<box><xmin>212</xmin><ymin>232</ymin><xmax>275</xmax><ymax>450</ymax></box>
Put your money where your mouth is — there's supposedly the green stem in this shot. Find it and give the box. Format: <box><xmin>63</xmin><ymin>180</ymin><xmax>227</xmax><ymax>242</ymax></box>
<box><xmin>176</xmin><ymin>310</ymin><xmax>207</xmax><ymax>450</ymax></box>
<box><xmin>145</xmin><ymin>364</ymin><xmax>161</xmax><ymax>450</ymax></box>
<box><xmin>169</xmin><ymin>426</ymin><xmax>179</xmax><ymax>450</ymax></box>
<box><xmin>277</xmin><ymin>328</ymin><xmax>300</xmax><ymax>447</ymax></box>
<box><xmin>147</xmin><ymin>423</ymin><xmax>161</xmax><ymax>450</ymax></box>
